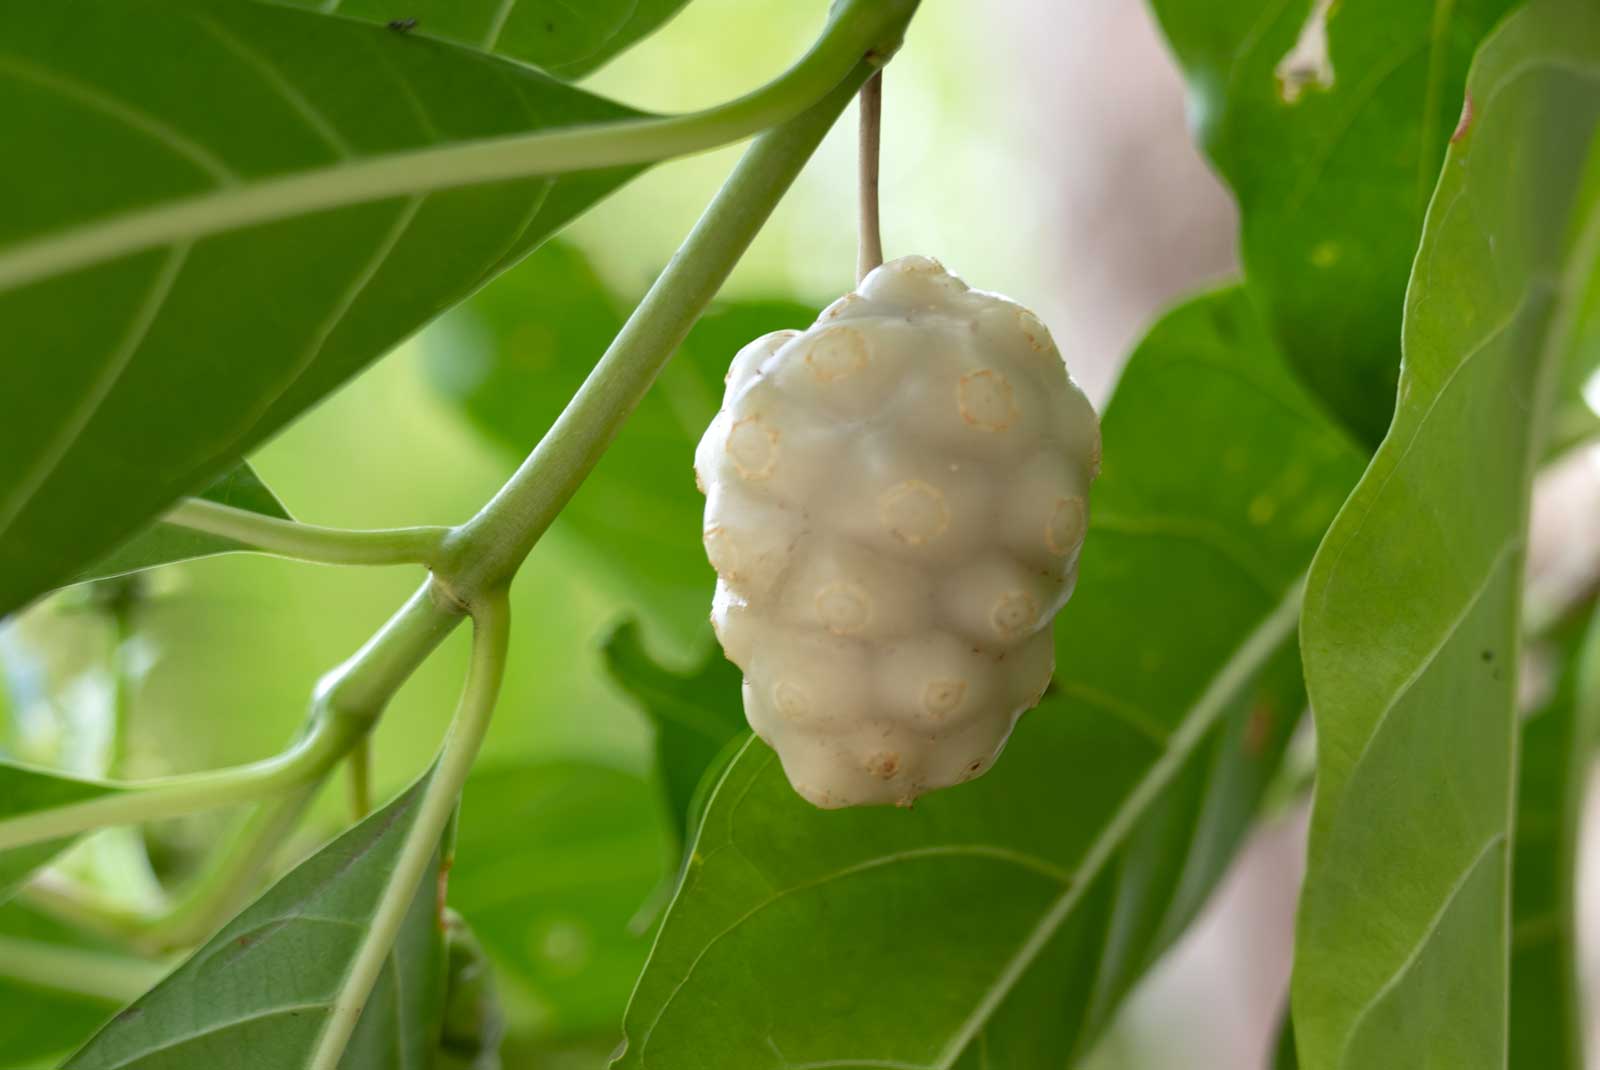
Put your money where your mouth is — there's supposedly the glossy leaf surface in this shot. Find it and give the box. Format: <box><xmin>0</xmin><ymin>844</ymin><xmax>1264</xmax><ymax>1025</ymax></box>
<box><xmin>1292</xmin><ymin>5</ymin><xmax>1600</xmax><ymax>1066</ymax></box>
<box><xmin>0</xmin><ymin>0</ymin><xmax>644</xmax><ymax>621</ymax></box>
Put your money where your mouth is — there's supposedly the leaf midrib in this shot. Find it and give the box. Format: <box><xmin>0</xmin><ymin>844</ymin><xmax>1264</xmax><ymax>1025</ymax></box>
<box><xmin>0</xmin><ymin>116</ymin><xmax>640</xmax><ymax>294</ymax></box>
<box><xmin>929</xmin><ymin>578</ymin><xmax>1303</xmax><ymax>1070</ymax></box>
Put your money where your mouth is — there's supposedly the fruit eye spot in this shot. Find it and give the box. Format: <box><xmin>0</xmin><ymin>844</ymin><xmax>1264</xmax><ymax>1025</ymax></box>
<box><xmin>867</xmin><ymin>751</ymin><xmax>901</xmax><ymax>779</ymax></box>
<box><xmin>772</xmin><ymin>680</ymin><xmax>810</xmax><ymax>720</ymax></box>
<box><xmin>1046</xmin><ymin>497</ymin><xmax>1087</xmax><ymax>556</ymax></box>
<box><xmin>726</xmin><ymin>415</ymin><xmax>779</xmax><ymax>479</ymax></box>
<box><xmin>821</xmin><ymin>292</ymin><xmax>865</xmax><ymax>321</ymax></box>
<box><xmin>923</xmin><ymin>679</ymin><xmax>967</xmax><ymax>717</ymax></box>
<box><xmin>703</xmin><ymin>525</ymin><xmax>739</xmax><ymax>577</ymax></box>
<box><xmin>879</xmin><ymin>480</ymin><xmax>950</xmax><ymax>544</ymax></box>
<box><xmin>991</xmin><ymin>591</ymin><xmax>1038</xmax><ymax>638</ymax></box>
<box><xmin>957</xmin><ymin>369</ymin><xmax>1018</xmax><ymax>432</ymax></box>
<box><xmin>1016</xmin><ymin>309</ymin><xmax>1051</xmax><ymax>353</ymax></box>
<box><xmin>815</xmin><ymin>580</ymin><xmax>871</xmax><ymax>635</ymax></box>
<box><xmin>804</xmin><ymin>326</ymin><xmax>869</xmax><ymax>382</ymax></box>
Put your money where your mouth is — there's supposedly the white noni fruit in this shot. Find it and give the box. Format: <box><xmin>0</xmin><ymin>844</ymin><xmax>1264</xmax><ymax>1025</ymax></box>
<box><xmin>693</xmin><ymin>255</ymin><xmax>1100</xmax><ymax>808</ymax></box>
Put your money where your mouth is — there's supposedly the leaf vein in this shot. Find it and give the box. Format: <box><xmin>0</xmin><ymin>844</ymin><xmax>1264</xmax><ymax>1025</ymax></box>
<box><xmin>0</xmin><ymin>55</ymin><xmax>237</xmax><ymax>185</ymax></box>
<box><xmin>233</xmin><ymin>193</ymin><xmax>424</xmax><ymax>447</ymax></box>
<box><xmin>197</xmin><ymin>14</ymin><xmax>355</xmax><ymax>160</ymax></box>
<box><xmin>1339</xmin><ymin>832</ymin><xmax>1506</xmax><ymax>1061</ymax></box>
<box><xmin>93</xmin><ymin>1001</ymin><xmax>328</xmax><ymax>1069</ymax></box>
<box><xmin>0</xmin><ymin>244</ymin><xmax>189</xmax><ymax>544</ymax></box>
<box><xmin>637</xmin><ymin>845</ymin><xmax>1075</xmax><ymax>1063</ymax></box>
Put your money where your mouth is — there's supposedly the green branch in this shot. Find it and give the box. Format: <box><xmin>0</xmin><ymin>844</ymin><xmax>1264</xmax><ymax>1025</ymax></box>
<box><xmin>147</xmin><ymin>783</ymin><xmax>323</xmax><ymax>951</ymax></box>
<box><xmin>440</xmin><ymin>59</ymin><xmax>883</xmax><ymax>602</ymax></box>
<box><xmin>0</xmin><ymin>934</ymin><xmax>169</xmax><ymax>1003</ymax></box>
<box><xmin>0</xmin><ymin>718</ymin><xmax>345</xmax><ymax>853</ymax></box>
<box><xmin>164</xmin><ymin>498</ymin><xmax>447</xmax><ymax>568</ymax></box>
<box><xmin>20</xmin><ymin>785</ymin><xmax>319</xmax><ymax>954</ymax></box>
<box><xmin>308</xmin><ymin>590</ymin><xmax>511</xmax><ymax>1070</ymax></box>
<box><xmin>0</xmin><ymin>580</ymin><xmax>463</xmax><ymax>855</ymax></box>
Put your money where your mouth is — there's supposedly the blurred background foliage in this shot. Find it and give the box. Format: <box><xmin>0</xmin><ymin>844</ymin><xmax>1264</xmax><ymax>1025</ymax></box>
<box><xmin>0</xmin><ymin>1</ymin><xmax>1335</xmax><ymax>1066</ymax></box>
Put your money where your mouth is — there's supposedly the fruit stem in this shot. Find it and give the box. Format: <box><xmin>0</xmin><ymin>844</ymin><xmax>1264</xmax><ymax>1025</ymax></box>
<box><xmin>857</xmin><ymin>70</ymin><xmax>885</xmax><ymax>283</ymax></box>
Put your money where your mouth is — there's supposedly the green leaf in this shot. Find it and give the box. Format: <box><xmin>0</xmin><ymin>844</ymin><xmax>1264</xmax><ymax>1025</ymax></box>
<box><xmin>0</xmin><ymin>0</ymin><xmax>646</xmax><ymax>621</ymax></box>
<box><xmin>70</xmin><ymin>463</ymin><xmax>290</xmax><ymax>590</ymax></box>
<box><xmin>64</xmin><ymin>771</ymin><xmax>447</xmax><ymax>1068</ymax></box>
<box><xmin>1291</xmin><ymin>5</ymin><xmax>1600</xmax><ymax>1067</ymax></box>
<box><xmin>0</xmin><ymin>762</ymin><xmax>119</xmax><ymax>905</ymax></box>
<box><xmin>1149</xmin><ymin>0</ymin><xmax>1515</xmax><ymax>444</ymax></box>
<box><xmin>276</xmin><ymin>0</ymin><xmax>693</xmax><ymax>79</ymax></box>
<box><xmin>601</xmin><ymin>619</ymin><xmax>746</xmax><ymax>846</ymax></box>
<box><xmin>448</xmin><ymin>761</ymin><xmax>669</xmax><ymax>1041</ymax></box>
<box><xmin>424</xmin><ymin>238</ymin><xmax>814</xmax><ymax>639</ymax></box>
<box><xmin>612</xmin><ymin>285</ymin><xmax>1366</xmax><ymax>1068</ymax></box>
<box><xmin>1509</xmin><ymin>611</ymin><xmax>1600</xmax><ymax>1069</ymax></box>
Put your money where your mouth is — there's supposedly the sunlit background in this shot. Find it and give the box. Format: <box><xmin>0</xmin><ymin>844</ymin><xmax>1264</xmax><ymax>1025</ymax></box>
<box><xmin>8</xmin><ymin>2</ymin><xmax>1598</xmax><ymax>1067</ymax></box>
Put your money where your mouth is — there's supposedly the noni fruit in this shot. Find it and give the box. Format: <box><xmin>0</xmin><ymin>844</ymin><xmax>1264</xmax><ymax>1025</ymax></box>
<box><xmin>694</xmin><ymin>255</ymin><xmax>1099</xmax><ymax>808</ymax></box>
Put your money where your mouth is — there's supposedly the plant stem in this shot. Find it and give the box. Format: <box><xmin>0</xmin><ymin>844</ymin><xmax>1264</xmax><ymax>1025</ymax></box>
<box><xmin>442</xmin><ymin>62</ymin><xmax>881</xmax><ymax>602</ymax></box>
<box><xmin>0</xmin><ymin>717</ymin><xmax>346</xmax><ymax>853</ymax></box>
<box><xmin>0</xmin><ymin>934</ymin><xmax>169</xmax><ymax>1003</ymax></box>
<box><xmin>23</xmin><ymin>782</ymin><xmax>324</xmax><ymax>953</ymax></box>
<box><xmin>0</xmin><ymin>580</ymin><xmax>465</xmax><ymax>854</ymax></box>
<box><xmin>148</xmin><ymin>782</ymin><xmax>322</xmax><ymax>951</ymax></box>
<box><xmin>347</xmin><ymin>736</ymin><xmax>373</xmax><ymax>820</ymax></box>
<box><xmin>0</xmin><ymin>0</ymin><xmax>916</xmax><ymax>292</ymax></box>
<box><xmin>313</xmin><ymin>578</ymin><xmax>466</xmax><ymax>718</ymax></box>
<box><xmin>308</xmin><ymin>591</ymin><xmax>511</xmax><ymax>1070</ymax></box>
<box><xmin>857</xmin><ymin>71</ymin><xmax>885</xmax><ymax>283</ymax></box>
<box><xmin>105</xmin><ymin>584</ymin><xmax>139</xmax><ymax>777</ymax></box>
<box><xmin>164</xmin><ymin>498</ymin><xmax>447</xmax><ymax>568</ymax></box>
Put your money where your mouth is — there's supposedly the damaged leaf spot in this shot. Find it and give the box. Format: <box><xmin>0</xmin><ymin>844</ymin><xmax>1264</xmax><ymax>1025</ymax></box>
<box><xmin>1275</xmin><ymin>0</ymin><xmax>1337</xmax><ymax>104</ymax></box>
<box><xmin>1451</xmin><ymin>92</ymin><xmax>1474</xmax><ymax>143</ymax></box>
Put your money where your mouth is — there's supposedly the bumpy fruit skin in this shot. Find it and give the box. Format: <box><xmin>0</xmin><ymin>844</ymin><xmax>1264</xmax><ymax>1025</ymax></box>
<box><xmin>694</xmin><ymin>255</ymin><xmax>1099</xmax><ymax>808</ymax></box>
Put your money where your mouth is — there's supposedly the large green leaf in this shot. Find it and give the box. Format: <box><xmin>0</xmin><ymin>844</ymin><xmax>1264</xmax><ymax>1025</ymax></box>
<box><xmin>601</xmin><ymin>619</ymin><xmax>746</xmax><ymax>845</ymax></box>
<box><xmin>448</xmin><ymin>761</ymin><xmax>669</xmax><ymax>1042</ymax></box>
<box><xmin>0</xmin><ymin>0</ymin><xmax>647</xmax><ymax>621</ymax></box>
<box><xmin>71</xmin><ymin>463</ymin><xmax>289</xmax><ymax>589</ymax></box>
<box><xmin>279</xmin><ymin>0</ymin><xmax>692</xmax><ymax>79</ymax></box>
<box><xmin>424</xmin><ymin>238</ymin><xmax>814</xmax><ymax>638</ymax></box>
<box><xmin>64</xmin><ymin>771</ymin><xmax>447</xmax><ymax>1068</ymax></box>
<box><xmin>1509</xmin><ymin>610</ymin><xmax>1600</xmax><ymax>1069</ymax></box>
<box><xmin>1292</xmin><ymin>5</ymin><xmax>1600</xmax><ymax>1067</ymax></box>
<box><xmin>613</xmin><ymin>286</ymin><xmax>1365</xmax><ymax>1068</ymax></box>
<box><xmin>1149</xmin><ymin>0</ymin><xmax>1515</xmax><ymax>444</ymax></box>
<box><xmin>0</xmin><ymin>762</ymin><xmax>119</xmax><ymax>905</ymax></box>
